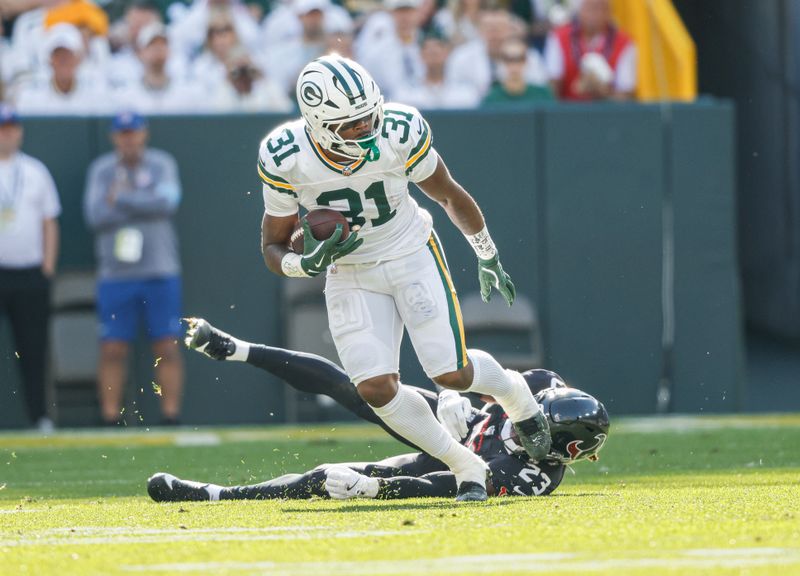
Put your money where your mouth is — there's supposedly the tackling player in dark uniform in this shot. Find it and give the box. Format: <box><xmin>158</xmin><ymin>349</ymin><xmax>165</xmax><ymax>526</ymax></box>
<box><xmin>147</xmin><ymin>319</ymin><xmax>609</xmax><ymax>502</ymax></box>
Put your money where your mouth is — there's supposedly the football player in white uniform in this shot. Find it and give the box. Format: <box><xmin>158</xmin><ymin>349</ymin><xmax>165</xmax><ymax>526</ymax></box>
<box><xmin>259</xmin><ymin>55</ymin><xmax>551</xmax><ymax>501</ymax></box>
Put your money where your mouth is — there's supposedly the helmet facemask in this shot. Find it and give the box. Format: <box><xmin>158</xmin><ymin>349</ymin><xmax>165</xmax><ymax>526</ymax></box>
<box><xmin>322</xmin><ymin>103</ymin><xmax>384</xmax><ymax>161</ymax></box>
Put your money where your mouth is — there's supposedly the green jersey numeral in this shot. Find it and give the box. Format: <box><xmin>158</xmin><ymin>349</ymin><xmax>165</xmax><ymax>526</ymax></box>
<box><xmin>266</xmin><ymin>129</ymin><xmax>300</xmax><ymax>167</ymax></box>
<box><xmin>381</xmin><ymin>110</ymin><xmax>413</xmax><ymax>144</ymax></box>
<box><xmin>365</xmin><ymin>183</ymin><xmax>396</xmax><ymax>226</ymax></box>
<box><xmin>316</xmin><ymin>189</ymin><xmax>366</xmax><ymax>228</ymax></box>
<box><xmin>316</xmin><ymin>182</ymin><xmax>396</xmax><ymax>229</ymax></box>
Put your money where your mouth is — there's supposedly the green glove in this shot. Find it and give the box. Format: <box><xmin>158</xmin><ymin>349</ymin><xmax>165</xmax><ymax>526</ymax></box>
<box><xmin>478</xmin><ymin>254</ymin><xmax>516</xmax><ymax>306</ymax></box>
<box><xmin>300</xmin><ymin>221</ymin><xmax>362</xmax><ymax>277</ymax></box>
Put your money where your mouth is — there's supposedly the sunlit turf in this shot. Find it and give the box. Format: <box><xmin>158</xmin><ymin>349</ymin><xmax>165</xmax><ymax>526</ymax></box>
<box><xmin>1</xmin><ymin>415</ymin><xmax>799</xmax><ymax>575</ymax></box>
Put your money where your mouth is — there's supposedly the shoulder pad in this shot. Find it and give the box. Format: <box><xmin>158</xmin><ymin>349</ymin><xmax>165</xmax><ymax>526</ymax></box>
<box><xmin>259</xmin><ymin>120</ymin><xmax>304</xmax><ymax>173</ymax></box>
<box><xmin>381</xmin><ymin>103</ymin><xmax>433</xmax><ymax>174</ymax></box>
<box><xmin>257</xmin><ymin>121</ymin><xmax>303</xmax><ymax>194</ymax></box>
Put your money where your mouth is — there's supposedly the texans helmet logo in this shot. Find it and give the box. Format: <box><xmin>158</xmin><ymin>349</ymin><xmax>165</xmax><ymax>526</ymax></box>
<box><xmin>566</xmin><ymin>433</ymin><xmax>608</xmax><ymax>460</ymax></box>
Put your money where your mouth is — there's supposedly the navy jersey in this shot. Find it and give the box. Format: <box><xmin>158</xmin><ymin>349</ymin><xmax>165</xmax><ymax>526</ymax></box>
<box><xmin>462</xmin><ymin>369</ymin><xmax>568</xmax><ymax>496</ymax></box>
<box><xmin>463</xmin><ymin>403</ymin><xmax>565</xmax><ymax>496</ymax></box>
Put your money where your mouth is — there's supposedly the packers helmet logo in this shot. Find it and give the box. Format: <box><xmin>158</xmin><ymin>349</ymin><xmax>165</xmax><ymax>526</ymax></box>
<box><xmin>566</xmin><ymin>434</ymin><xmax>607</xmax><ymax>460</ymax></box>
<box><xmin>300</xmin><ymin>81</ymin><xmax>324</xmax><ymax>107</ymax></box>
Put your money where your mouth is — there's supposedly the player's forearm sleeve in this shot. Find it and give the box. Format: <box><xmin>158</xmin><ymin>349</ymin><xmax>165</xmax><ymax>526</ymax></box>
<box><xmin>376</xmin><ymin>472</ymin><xmax>457</xmax><ymax>499</ymax></box>
<box><xmin>220</xmin><ymin>469</ymin><xmax>327</xmax><ymax>500</ymax></box>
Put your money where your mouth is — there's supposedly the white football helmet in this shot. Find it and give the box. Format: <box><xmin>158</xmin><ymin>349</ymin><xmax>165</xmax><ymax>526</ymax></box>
<box><xmin>296</xmin><ymin>55</ymin><xmax>384</xmax><ymax>161</ymax></box>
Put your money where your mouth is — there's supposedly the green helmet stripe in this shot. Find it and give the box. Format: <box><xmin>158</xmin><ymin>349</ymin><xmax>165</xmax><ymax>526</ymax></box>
<box><xmin>319</xmin><ymin>60</ymin><xmax>355</xmax><ymax>100</ymax></box>
<box><xmin>338</xmin><ymin>59</ymin><xmax>364</xmax><ymax>94</ymax></box>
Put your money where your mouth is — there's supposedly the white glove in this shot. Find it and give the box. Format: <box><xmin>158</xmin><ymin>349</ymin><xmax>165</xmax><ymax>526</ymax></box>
<box><xmin>324</xmin><ymin>466</ymin><xmax>379</xmax><ymax>500</ymax></box>
<box><xmin>437</xmin><ymin>390</ymin><xmax>473</xmax><ymax>440</ymax></box>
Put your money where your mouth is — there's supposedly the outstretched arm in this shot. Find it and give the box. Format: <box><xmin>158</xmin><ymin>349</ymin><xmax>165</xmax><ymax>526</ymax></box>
<box><xmin>417</xmin><ymin>157</ymin><xmax>515</xmax><ymax>306</ymax></box>
<box><xmin>375</xmin><ymin>472</ymin><xmax>457</xmax><ymax>499</ymax></box>
<box><xmin>221</xmin><ymin>468</ymin><xmax>459</xmax><ymax>501</ymax></box>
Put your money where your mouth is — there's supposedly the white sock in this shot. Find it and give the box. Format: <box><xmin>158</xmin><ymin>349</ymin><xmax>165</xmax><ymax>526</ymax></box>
<box><xmin>466</xmin><ymin>349</ymin><xmax>539</xmax><ymax>422</ymax></box>
<box><xmin>205</xmin><ymin>484</ymin><xmax>222</xmax><ymax>501</ymax></box>
<box><xmin>371</xmin><ymin>384</ymin><xmax>487</xmax><ymax>486</ymax></box>
<box><xmin>227</xmin><ymin>338</ymin><xmax>249</xmax><ymax>362</ymax></box>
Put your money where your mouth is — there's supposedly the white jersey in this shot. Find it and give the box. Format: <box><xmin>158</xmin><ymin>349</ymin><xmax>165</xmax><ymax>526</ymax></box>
<box><xmin>259</xmin><ymin>103</ymin><xmax>438</xmax><ymax>265</ymax></box>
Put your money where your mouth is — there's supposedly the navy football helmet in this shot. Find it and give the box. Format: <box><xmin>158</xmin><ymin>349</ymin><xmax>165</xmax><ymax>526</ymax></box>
<box><xmin>501</xmin><ymin>370</ymin><xmax>609</xmax><ymax>463</ymax></box>
<box><xmin>534</xmin><ymin>387</ymin><xmax>610</xmax><ymax>463</ymax></box>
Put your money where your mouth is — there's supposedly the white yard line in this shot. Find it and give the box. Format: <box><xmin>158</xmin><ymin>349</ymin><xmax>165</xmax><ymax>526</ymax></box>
<box><xmin>121</xmin><ymin>549</ymin><xmax>800</xmax><ymax>574</ymax></box>
<box><xmin>0</xmin><ymin>527</ymin><xmax>422</xmax><ymax>547</ymax></box>
<box><xmin>40</xmin><ymin>527</ymin><xmax>320</xmax><ymax>535</ymax></box>
<box><xmin>0</xmin><ymin>509</ymin><xmax>44</xmax><ymax>514</ymax></box>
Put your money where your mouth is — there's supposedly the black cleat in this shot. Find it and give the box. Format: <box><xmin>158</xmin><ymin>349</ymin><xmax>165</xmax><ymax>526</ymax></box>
<box><xmin>147</xmin><ymin>473</ymin><xmax>212</xmax><ymax>502</ymax></box>
<box><xmin>184</xmin><ymin>317</ymin><xmax>236</xmax><ymax>361</ymax></box>
<box><xmin>455</xmin><ymin>481</ymin><xmax>488</xmax><ymax>502</ymax></box>
<box><xmin>513</xmin><ymin>409</ymin><xmax>552</xmax><ymax>461</ymax></box>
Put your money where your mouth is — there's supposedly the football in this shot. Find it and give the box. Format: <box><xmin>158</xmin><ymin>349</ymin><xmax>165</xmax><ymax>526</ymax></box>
<box><xmin>290</xmin><ymin>208</ymin><xmax>350</xmax><ymax>254</ymax></box>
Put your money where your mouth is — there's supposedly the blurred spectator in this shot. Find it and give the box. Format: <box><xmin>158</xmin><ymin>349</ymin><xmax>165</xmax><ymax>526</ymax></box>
<box><xmin>482</xmin><ymin>37</ymin><xmax>554</xmax><ymax>105</ymax></box>
<box><xmin>170</xmin><ymin>0</ymin><xmax>260</xmax><ymax>62</ymax></box>
<box><xmin>358</xmin><ymin>0</ymin><xmax>424</xmax><ymax>99</ymax></box>
<box><xmin>544</xmin><ymin>0</ymin><xmax>636</xmax><ymax>100</ymax></box>
<box><xmin>259</xmin><ymin>0</ymin><xmax>303</xmax><ymax>52</ymax></box>
<box><xmin>394</xmin><ymin>31</ymin><xmax>480</xmax><ymax>109</ymax></box>
<box><xmin>415</xmin><ymin>0</ymin><xmax>439</xmax><ymax>31</ymax></box>
<box><xmin>259</xmin><ymin>0</ymin><xmax>352</xmax><ymax>53</ymax></box>
<box><xmin>6</xmin><ymin>0</ymin><xmax>52</xmax><ymax>84</ymax></box>
<box><xmin>264</xmin><ymin>0</ymin><xmax>333</xmax><ymax>96</ymax></box>
<box><xmin>211</xmin><ymin>46</ymin><xmax>292</xmax><ymax>112</ymax></box>
<box><xmin>0</xmin><ymin>104</ymin><xmax>60</xmax><ymax>432</ymax></box>
<box><xmin>447</xmin><ymin>8</ymin><xmax>547</xmax><ymax>98</ymax></box>
<box><xmin>43</xmin><ymin>0</ymin><xmax>107</xmax><ymax>35</ymax></box>
<box><xmin>190</xmin><ymin>8</ymin><xmax>242</xmax><ymax>91</ymax></box>
<box><xmin>43</xmin><ymin>0</ymin><xmax>112</xmax><ymax>89</ymax></box>
<box><xmin>106</xmin><ymin>0</ymin><xmax>167</xmax><ymax>87</ymax></box>
<box><xmin>15</xmin><ymin>23</ymin><xmax>110</xmax><ymax>115</ymax></box>
<box><xmin>115</xmin><ymin>23</ymin><xmax>200</xmax><ymax>114</ymax></box>
<box><xmin>323</xmin><ymin>13</ymin><xmax>355</xmax><ymax>59</ymax></box>
<box><xmin>107</xmin><ymin>0</ymin><xmax>161</xmax><ymax>53</ymax></box>
<box><xmin>4</xmin><ymin>0</ymin><xmax>105</xmax><ymax>86</ymax></box>
<box><xmin>529</xmin><ymin>0</ymin><xmax>579</xmax><ymax>47</ymax></box>
<box><xmin>83</xmin><ymin>111</ymin><xmax>184</xmax><ymax>426</ymax></box>
<box><xmin>432</xmin><ymin>0</ymin><xmax>482</xmax><ymax>46</ymax></box>
<box><xmin>533</xmin><ymin>0</ymin><xmax>581</xmax><ymax>26</ymax></box>
<box><xmin>245</xmin><ymin>2</ymin><xmax>264</xmax><ymax>23</ymax></box>
<box><xmin>510</xmin><ymin>0</ymin><xmax>579</xmax><ymax>50</ymax></box>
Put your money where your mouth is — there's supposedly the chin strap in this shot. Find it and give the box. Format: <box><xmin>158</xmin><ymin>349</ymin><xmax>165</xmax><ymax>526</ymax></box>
<box><xmin>365</xmin><ymin>144</ymin><xmax>380</xmax><ymax>162</ymax></box>
<box><xmin>359</xmin><ymin>138</ymin><xmax>381</xmax><ymax>162</ymax></box>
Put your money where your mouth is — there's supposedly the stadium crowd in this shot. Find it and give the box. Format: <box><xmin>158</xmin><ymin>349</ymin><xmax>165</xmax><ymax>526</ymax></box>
<box><xmin>0</xmin><ymin>0</ymin><xmax>636</xmax><ymax>115</ymax></box>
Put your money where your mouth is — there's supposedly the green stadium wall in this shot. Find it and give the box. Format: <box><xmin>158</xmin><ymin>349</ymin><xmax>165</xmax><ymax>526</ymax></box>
<box><xmin>0</xmin><ymin>102</ymin><xmax>742</xmax><ymax>428</ymax></box>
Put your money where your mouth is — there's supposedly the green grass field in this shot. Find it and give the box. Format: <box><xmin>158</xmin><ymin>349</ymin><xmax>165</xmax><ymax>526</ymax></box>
<box><xmin>1</xmin><ymin>415</ymin><xmax>799</xmax><ymax>576</ymax></box>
